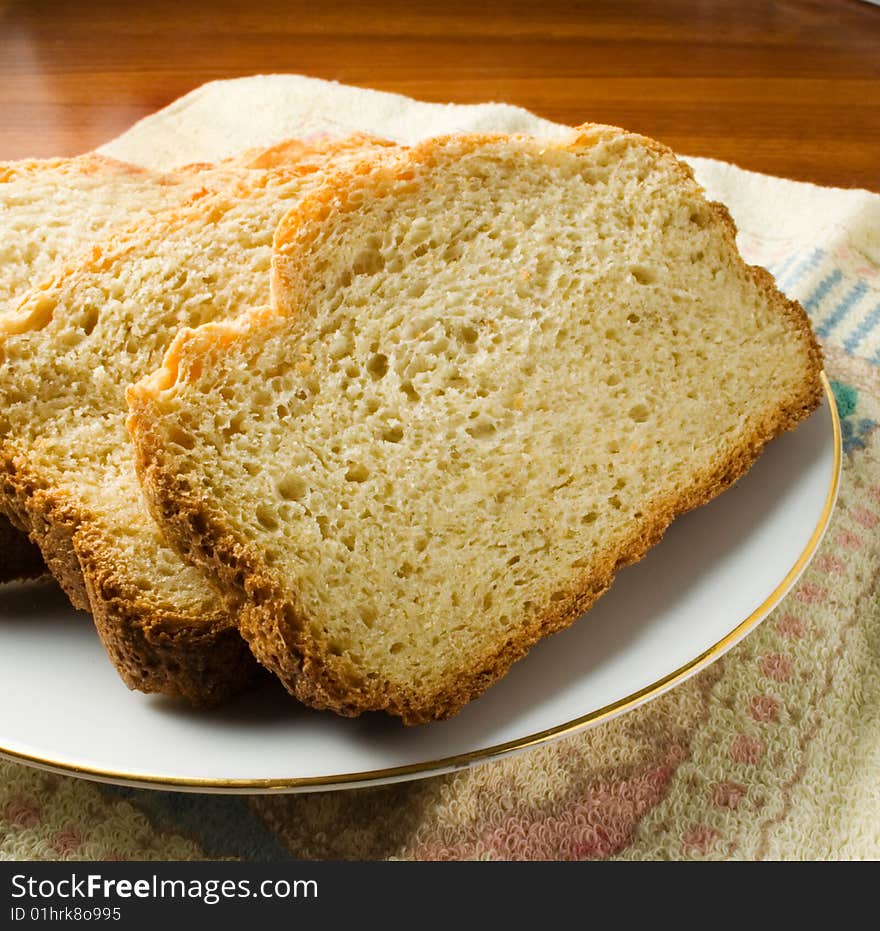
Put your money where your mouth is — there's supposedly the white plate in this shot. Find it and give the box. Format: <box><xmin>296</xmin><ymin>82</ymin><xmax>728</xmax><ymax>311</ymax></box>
<box><xmin>0</xmin><ymin>377</ymin><xmax>840</xmax><ymax>793</ymax></box>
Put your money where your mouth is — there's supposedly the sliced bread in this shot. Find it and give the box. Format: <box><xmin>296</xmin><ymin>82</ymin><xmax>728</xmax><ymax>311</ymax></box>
<box><xmin>0</xmin><ymin>154</ymin><xmax>212</xmax><ymax>583</ymax></box>
<box><xmin>0</xmin><ymin>148</ymin><xmax>295</xmax><ymax>588</ymax></box>
<box><xmin>0</xmin><ymin>134</ymin><xmax>396</xmax><ymax>702</ymax></box>
<box><xmin>128</xmin><ymin>126</ymin><xmax>822</xmax><ymax>723</ymax></box>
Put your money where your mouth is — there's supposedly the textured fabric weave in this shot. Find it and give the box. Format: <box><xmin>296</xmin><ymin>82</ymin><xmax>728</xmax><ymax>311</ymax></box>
<box><xmin>1</xmin><ymin>76</ymin><xmax>878</xmax><ymax>861</ymax></box>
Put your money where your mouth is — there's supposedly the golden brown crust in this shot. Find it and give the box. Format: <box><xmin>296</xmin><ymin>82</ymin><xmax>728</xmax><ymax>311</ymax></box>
<box><xmin>130</xmin><ymin>125</ymin><xmax>824</xmax><ymax>723</ymax></box>
<box><xmin>20</xmin><ymin>496</ymin><xmax>90</xmax><ymax>610</ymax></box>
<box><xmin>73</xmin><ymin>521</ymin><xmax>260</xmax><ymax>703</ymax></box>
<box><xmin>0</xmin><ymin>455</ymin><xmax>87</xmax><ymax>603</ymax></box>
<box><xmin>228</xmin><ymin>133</ymin><xmax>397</xmax><ymax>170</ymax></box>
<box><xmin>0</xmin><ymin>439</ymin><xmax>259</xmax><ymax>700</ymax></box>
<box><xmin>0</xmin><ymin>153</ymin><xmax>149</xmax><ymax>185</ymax></box>
<box><xmin>2</xmin><ymin>450</ymin><xmax>104</xmax><ymax>609</ymax></box>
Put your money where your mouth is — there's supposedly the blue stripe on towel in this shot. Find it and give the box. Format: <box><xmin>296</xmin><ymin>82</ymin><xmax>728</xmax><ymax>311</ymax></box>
<box><xmin>777</xmin><ymin>247</ymin><xmax>824</xmax><ymax>292</ymax></box>
<box><xmin>816</xmin><ymin>281</ymin><xmax>869</xmax><ymax>339</ymax></box>
<box><xmin>843</xmin><ymin>299</ymin><xmax>880</xmax><ymax>355</ymax></box>
<box><xmin>802</xmin><ymin>269</ymin><xmax>844</xmax><ymax>313</ymax></box>
<box><xmin>769</xmin><ymin>252</ymin><xmax>798</xmax><ymax>282</ymax></box>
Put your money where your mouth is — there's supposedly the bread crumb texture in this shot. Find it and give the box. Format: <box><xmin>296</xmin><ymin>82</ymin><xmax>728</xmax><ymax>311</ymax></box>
<box><xmin>0</xmin><ymin>135</ymin><xmax>395</xmax><ymax>702</ymax></box>
<box><xmin>0</xmin><ymin>154</ymin><xmax>199</xmax><ymax>582</ymax></box>
<box><xmin>130</xmin><ymin>126</ymin><xmax>822</xmax><ymax>721</ymax></box>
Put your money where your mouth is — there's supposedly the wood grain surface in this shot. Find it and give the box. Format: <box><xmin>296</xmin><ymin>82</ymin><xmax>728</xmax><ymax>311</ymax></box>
<box><xmin>0</xmin><ymin>0</ymin><xmax>878</xmax><ymax>189</ymax></box>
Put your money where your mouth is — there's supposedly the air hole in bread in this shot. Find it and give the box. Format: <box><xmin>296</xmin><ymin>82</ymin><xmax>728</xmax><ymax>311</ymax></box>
<box><xmin>382</xmin><ymin>425</ymin><xmax>404</xmax><ymax>443</ymax></box>
<box><xmin>345</xmin><ymin>463</ymin><xmax>370</xmax><ymax>483</ymax></box>
<box><xmin>167</xmin><ymin>426</ymin><xmax>195</xmax><ymax>450</ymax></box>
<box><xmin>630</xmin><ymin>265</ymin><xmax>656</xmax><ymax>285</ymax></box>
<box><xmin>400</xmin><ymin>381</ymin><xmax>419</xmax><ymax>402</ymax></box>
<box><xmin>80</xmin><ymin>305</ymin><xmax>99</xmax><ymax>335</ymax></box>
<box><xmin>466</xmin><ymin>419</ymin><xmax>496</xmax><ymax>439</ymax></box>
<box><xmin>352</xmin><ymin>247</ymin><xmax>385</xmax><ymax>277</ymax></box>
<box><xmin>277</xmin><ymin>474</ymin><xmax>307</xmax><ymax>501</ymax></box>
<box><xmin>256</xmin><ymin>506</ymin><xmax>279</xmax><ymax>532</ymax></box>
<box><xmin>629</xmin><ymin>403</ymin><xmax>650</xmax><ymax>423</ymax></box>
<box><xmin>366</xmin><ymin>353</ymin><xmax>389</xmax><ymax>379</ymax></box>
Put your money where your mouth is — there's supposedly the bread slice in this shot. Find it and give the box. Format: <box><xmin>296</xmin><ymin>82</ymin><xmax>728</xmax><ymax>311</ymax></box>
<box><xmin>0</xmin><ymin>154</ymin><xmax>216</xmax><ymax>583</ymax></box>
<box><xmin>128</xmin><ymin>126</ymin><xmax>822</xmax><ymax>722</ymax></box>
<box><xmin>0</xmin><ymin>134</ymin><xmax>396</xmax><ymax>702</ymax></box>
<box><xmin>0</xmin><ymin>146</ymin><xmax>325</xmax><ymax>586</ymax></box>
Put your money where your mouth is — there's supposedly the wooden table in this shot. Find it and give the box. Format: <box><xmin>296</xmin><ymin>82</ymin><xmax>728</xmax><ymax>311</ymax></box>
<box><xmin>1</xmin><ymin>0</ymin><xmax>878</xmax><ymax>189</ymax></box>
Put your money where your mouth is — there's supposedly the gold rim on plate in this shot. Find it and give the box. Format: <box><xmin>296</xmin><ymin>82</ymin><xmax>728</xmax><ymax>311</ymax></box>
<box><xmin>0</xmin><ymin>373</ymin><xmax>842</xmax><ymax>793</ymax></box>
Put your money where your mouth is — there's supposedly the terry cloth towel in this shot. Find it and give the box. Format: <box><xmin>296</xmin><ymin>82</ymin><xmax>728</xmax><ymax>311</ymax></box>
<box><xmin>1</xmin><ymin>75</ymin><xmax>878</xmax><ymax>860</ymax></box>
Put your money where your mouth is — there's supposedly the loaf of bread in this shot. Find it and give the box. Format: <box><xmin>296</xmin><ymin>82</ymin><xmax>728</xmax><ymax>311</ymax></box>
<box><xmin>0</xmin><ymin>134</ymin><xmax>396</xmax><ymax>702</ymax></box>
<box><xmin>0</xmin><ymin>154</ymin><xmax>212</xmax><ymax>583</ymax></box>
<box><xmin>128</xmin><ymin>126</ymin><xmax>822</xmax><ymax>723</ymax></box>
